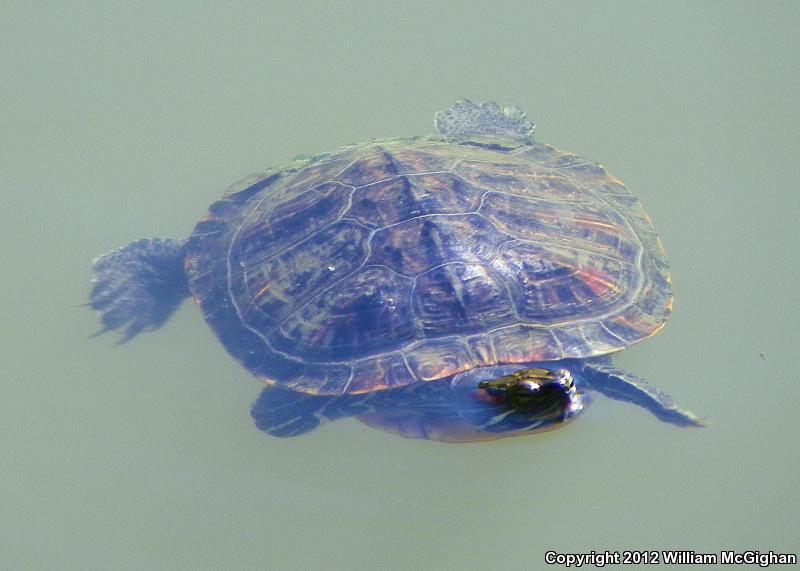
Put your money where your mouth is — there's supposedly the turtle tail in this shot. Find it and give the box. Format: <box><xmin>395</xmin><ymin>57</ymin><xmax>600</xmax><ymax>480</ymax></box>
<box><xmin>89</xmin><ymin>238</ymin><xmax>189</xmax><ymax>342</ymax></box>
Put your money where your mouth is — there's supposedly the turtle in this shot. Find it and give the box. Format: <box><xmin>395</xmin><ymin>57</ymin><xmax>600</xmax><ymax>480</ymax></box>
<box><xmin>89</xmin><ymin>99</ymin><xmax>704</xmax><ymax>442</ymax></box>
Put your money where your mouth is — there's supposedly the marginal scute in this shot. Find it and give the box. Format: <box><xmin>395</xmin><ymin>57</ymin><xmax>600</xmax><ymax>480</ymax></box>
<box><xmin>603</xmin><ymin>304</ymin><xmax>665</xmax><ymax>344</ymax></box>
<box><xmin>282</xmin><ymin>362</ymin><xmax>353</xmax><ymax>395</ymax></box>
<box><xmin>381</xmin><ymin>148</ymin><xmax>455</xmax><ymax>174</ymax></box>
<box><xmin>334</xmin><ymin>150</ymin><xmax>401</xmax><ymax>187</ymax></box>
<box><xmin>185</xmin><ymin>136</ymin><xmax>672</xmax><ymax>395</ymax></box>
<box><xmin>555</xmin><ymin>321</ymin><xmax>626</xmax><ymax>356</ymax></box>
<box><xmin>348</xmin><ymin>354</ymin><xmax>417</xmax><ymax>394</ymax></box>
<box><xmin>221</xmin><ymin>171</ymin><xmax>273</xmax><ymax>198</ymax></box>
<box><xmin>404</xmin><ymin>338</ymin><xmax>473</xmax><ymax>381</ymax></box>
<box><xmin>513</xmin><ymin>142</ymin><xmax>562</xmax><ymax>164</ymax></box>
<box><xmin>464</xmin><ymin>334</ymin><xmax>497</xmax><ymax>367</ymax></box>
<box><xmin>490</xmin><ymin>324</ymin><xmax>563</xmax><ymax>362</ymax></box>
<box><xmin>281</xmin><ymin>157</ymin><xmax>353</xmax><ymax>196</ymax></box>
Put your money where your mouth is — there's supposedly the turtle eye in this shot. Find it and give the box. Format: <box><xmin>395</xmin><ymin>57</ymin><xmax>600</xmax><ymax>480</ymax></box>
<box><xmin>507</xmin><ymin>380</ymin><xmax>546</xmax><ymax>410</ymax></box>
<box><xmin>510</xmin><ymin>380</ymin><xmax>539</xmax><ymax>394</ymax></box>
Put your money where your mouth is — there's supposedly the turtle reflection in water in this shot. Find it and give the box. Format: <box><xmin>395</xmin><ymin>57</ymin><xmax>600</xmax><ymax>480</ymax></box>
<box><xmin>89</xmin><ymin>100</ymin><xmax>704</xmax><ymax>442</ymax></box>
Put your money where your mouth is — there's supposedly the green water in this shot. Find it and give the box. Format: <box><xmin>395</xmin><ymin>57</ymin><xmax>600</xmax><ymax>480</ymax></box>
<box><xmin>3</xmin><ymin>2</ymin><xmax>798</xmax><ymax>569</ymax></box>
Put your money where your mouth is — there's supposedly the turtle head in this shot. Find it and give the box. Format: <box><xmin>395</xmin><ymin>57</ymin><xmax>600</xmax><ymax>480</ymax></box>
<box><xmin>453</xmin><ymin>364</ymin><xmax>590</xmax><ymax>437</ymax></box>
<box><xmin>478</xmin><ymin>368</ymin><xmax>581</xmax><ymax>422</ymax></box>
<box><xmin>479</xmin><ymin>368</ymin><xmax>579</xmax><ymax>415</ymax></box>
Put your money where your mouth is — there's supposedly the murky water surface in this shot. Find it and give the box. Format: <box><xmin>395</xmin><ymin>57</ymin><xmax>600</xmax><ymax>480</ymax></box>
<box><xmin>3</xmin><ymin>2</ymin><xmax>798</xmax><ymax>569</ymax></box>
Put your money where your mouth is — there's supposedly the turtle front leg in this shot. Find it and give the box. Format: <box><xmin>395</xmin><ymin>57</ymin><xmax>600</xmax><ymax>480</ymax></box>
<box><xmin>250</xmin><ymin>386</ymin><xmax>375</xmax><ymax>438</ymax></box>
<box><xmin>577</xmin><ymin>359</ymin><xmax>706</xmax><ymax>427</ymax></box>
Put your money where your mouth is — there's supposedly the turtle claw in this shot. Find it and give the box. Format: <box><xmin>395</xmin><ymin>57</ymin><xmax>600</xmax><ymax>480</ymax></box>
<box><xmin>87</xmin><ymin>326</ymin><xmax>110</xmax><ymax>340</ymax></box>
<box><xmin>656</xmin><ymin>408</ymin><xmax>709</xmax><ymax>428</ymax></box>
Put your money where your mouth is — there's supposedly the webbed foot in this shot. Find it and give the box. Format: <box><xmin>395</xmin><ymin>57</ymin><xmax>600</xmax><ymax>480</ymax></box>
<box><xmin>89</xmin><ymin>238</ymin><xmax>189</xmax><ymax>342</ymax></box>
<box><xmin>580</xmin><ymin>361</ymin><xmax>707</xmax><ymax>427</ymax></box>
<box><xmin>434</xmin><ymin>99</ymin><xmax>535</xmax><ymax>141</ymax></box>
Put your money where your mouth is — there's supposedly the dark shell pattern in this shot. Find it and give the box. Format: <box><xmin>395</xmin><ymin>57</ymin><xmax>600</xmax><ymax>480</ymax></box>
<box><xmin>183</xmin><ymin>138</ymin><xmax>672</xmax><ymax>395</ymax></box>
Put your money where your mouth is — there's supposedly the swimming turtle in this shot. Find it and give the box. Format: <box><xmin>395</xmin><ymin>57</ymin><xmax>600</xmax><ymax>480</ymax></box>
<box><xmin>89</xmin><ymin>99</ymin><xmax>703</xmax><ymax>442</ymax></box>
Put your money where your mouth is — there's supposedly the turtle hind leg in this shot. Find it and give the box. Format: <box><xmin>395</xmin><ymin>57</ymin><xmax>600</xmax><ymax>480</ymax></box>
<box><xmin>89</xmin><ymin>238</ymin><xmax>189</xmax><ymax>342</ymax></box>
<box><xmin>580</xmin><ymin>361</ymin><xmax>707</xmax><ymax>427</ymax></box>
